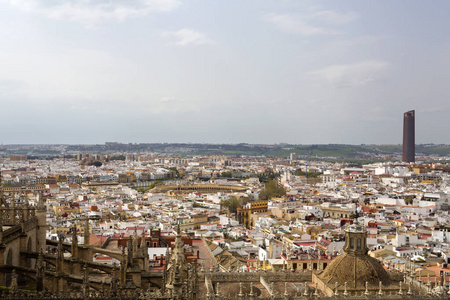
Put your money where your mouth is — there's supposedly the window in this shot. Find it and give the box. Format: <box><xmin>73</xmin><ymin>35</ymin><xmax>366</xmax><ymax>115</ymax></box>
<box><xmin>350</xmin><ymin>238</ymin><xmax>354</xmax><ymax>249</ymax></box>
<box><xmin>357</xmin><ymin>239</ymin><xmax>361</xmax><ymax>250</ymax></box>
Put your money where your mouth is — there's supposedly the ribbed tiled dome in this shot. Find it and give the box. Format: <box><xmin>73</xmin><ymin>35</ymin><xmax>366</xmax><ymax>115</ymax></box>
<box><xmin>318</xmin><ymin>251</ymin><xmax>392</xmax><ymax>289</ymax></box>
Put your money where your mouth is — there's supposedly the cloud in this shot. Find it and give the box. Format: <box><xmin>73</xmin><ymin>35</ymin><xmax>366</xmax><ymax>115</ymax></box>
<box><xmin>308</xmin><ymin>60</ymin><xmax>390</xmax><ymax>87</ymax></box>
<box><xmin>0</xmin><ymin>79</ymin><xmax>27</xmax><ymax>96</ymax></box>
<box><xmin>7</xmin><ymin>0</ymin><xmax>180</xmax><ymax>25</ymax></box>
<box><xmin>312</xmin><ymin>10</ymin><xmax>359</xmax><ymax>25</ymax></box>
<box><xmin>161</xmin><ymin>29</ymin><xmax>213</xmax><ymax>46</ymax></box>
<box><xmin>159</xmin><ymin>97</ymin><xmax>174</xmax><ymax>102</ymax></box>
<box><xmin>264</xmin><ymin>13</ymin><xmax>338</xmax><ymax>35</ymax></box>
<box><xmin>264</xmin><ymin>9</ymin><xmax>358</xmax><ymax>36</ymax></box>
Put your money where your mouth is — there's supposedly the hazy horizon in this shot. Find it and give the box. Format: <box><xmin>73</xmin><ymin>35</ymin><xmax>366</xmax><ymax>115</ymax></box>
<box><xmin>1</xmin><ymin>1</ymin><xmax>449</xmax><ymax>144</ymax></box>
<box><xmin>1</xmin><ymin>142</ymin><xmax>444</xmax><ymax>146</ymax></box>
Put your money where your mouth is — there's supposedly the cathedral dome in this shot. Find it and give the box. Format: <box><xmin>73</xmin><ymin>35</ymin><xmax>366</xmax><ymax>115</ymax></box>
<box><xmin>315</xmin><ymin>224</ymin><xmax>392</xmax><ymax>291</ymax></box>
<box><xmin>317</xmin><ymin>251</ymin><xmax>392</xmax><ymax>289</ymax></box>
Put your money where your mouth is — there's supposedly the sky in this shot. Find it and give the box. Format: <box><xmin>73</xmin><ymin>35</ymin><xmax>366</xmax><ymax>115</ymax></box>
<box><xmin>1</xmin><ymin>0</ymin><xmax>449</xmax><ymax>145</ymax></box>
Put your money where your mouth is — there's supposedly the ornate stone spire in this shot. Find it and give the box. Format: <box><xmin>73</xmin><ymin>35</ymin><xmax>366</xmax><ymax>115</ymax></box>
<box><xmin>56</xmin><ymin>231</ymin><xmax>64</xmax><ymax>274</ymax></box>
<box><xmin>82</xmin><ymin>264</ymin><xmax>89</xmax><ymax>297</ymax></box>
<box><xmin>36</xmin><ymin>193</ymin><xmax>45</xmax><ymax>210</ymax></box>
<box><xmin>71</xmin><ymin>224</ymin><xmax>78</xmax><ymax>259</ymax></box>
<box><xmin>173</xmin><ymin>224</ymin><xmax>184</xmax><ymax>265</ymax></box>
<box><xmin>36</xmin><ymin>250</ymin><xmax>44</xmax><ymax>291</ymax></box>
<box><xmin>84</xmin><ymin>218</ymin><xmax>90</xmax><ymax>246</ymax></box>
<box><xmin>110</xmin><ymin>263</ymin><xmax>119</xmax><ymax>296</ymax></box>
<box><xmin>10</xmin><ymin>269</ymin><xmax>18</xmax><ymax>294</ymax></box>
<box><xmin>132</xmin><ymin>226</ymin><xmax>139</xmax><ymax>257</ymax></box>
<box><xmin>165</xmin><ymin>224</ymin><xmax>192</xmax><ymax>299</ymax></box>
<box><xmin>140</xmin><ymin>230</ymin><xmax>147</xmax><ymax>250</ymax></box>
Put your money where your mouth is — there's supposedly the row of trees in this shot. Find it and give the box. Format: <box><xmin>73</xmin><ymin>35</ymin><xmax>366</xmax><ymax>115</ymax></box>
<box><xmin>135</xmin><ymin>180</ymin><xmax>163</xmax><ymax>193</ymax></box>
<box><xmin>294</xmin><ymin>169</ymin><xmax>322</xmax><ymax>178</ymax></box>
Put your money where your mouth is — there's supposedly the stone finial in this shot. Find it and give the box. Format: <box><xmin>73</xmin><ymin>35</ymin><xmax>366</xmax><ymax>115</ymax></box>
<box><xmin>364</xmin><ymin>281</ymin><xmax>369</xmax><ymax>296</ymax></box>
<box><xmin>10</xmin><ymin>269</ymin><xmax>18</xmax><ymax>294</ymax></box>
<box><xmin>343</xmin><ymin>282</ymin><xmax>348</xmax><ymax>296</ymax></box>
<box><xmin>378</xmin><ymin>281</ymin><xmax>383</xmax><ymax>296</ymax></box>
<box><xmin>249</xmin><ymin>282</ymin><xmax>254</xmax><ymax>297</ymax></box>
<box><xmin>398</xmin><ymin>281</ymin><xmax>403</xmax><ymax>295</ymax></box>
<box><xmin>284</xmin><ymin>282</ymin><xmax>288</xmax><ymax>297</ymax></box>
<box><xmin>140</xmin><ymin>230</ymin><xmax>147</xmax><ymax>249</ymax></box>
<box><xmin>334</xmin><ymin>282</ymin><xmax>339</xmax><ymax>297</ymax></box>
<box><xmin>215</xmin><ymin>282</ymin><xmax>220</xmax><ymax>297</ymax></box>
<box><xmin>407</xmin><ymin>280</ymin><xmax>412</xmax><ymax>295</ymax></box>
<box><xmin>314</xmin><ymin>283</ymin><xmax>319</xmax><ymax>297</ymax></box>
<box><xmin>303</xmin><ymin>283</ymin><xmax>308</xmax><ymax>296</ymax></box>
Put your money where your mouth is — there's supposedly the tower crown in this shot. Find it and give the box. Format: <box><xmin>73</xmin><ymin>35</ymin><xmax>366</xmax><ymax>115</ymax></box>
<box><xmin>343</xmin><ymin>224</ymin><xmax>368</xmax><ymax>255</ymax></box>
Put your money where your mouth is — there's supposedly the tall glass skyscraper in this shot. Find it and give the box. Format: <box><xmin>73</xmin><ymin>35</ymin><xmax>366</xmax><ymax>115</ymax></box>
<box><xmin>402</xmin><ymin>110</ymin><xmax>415</xmax><ymax>163</ymax></box>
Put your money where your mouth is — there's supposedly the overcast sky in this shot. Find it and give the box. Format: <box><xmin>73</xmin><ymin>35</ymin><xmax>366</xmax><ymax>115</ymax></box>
<box><xmin>1</xmin><ymin>0</ymin><xmax>449</xmax><ymax>144</ymax></box>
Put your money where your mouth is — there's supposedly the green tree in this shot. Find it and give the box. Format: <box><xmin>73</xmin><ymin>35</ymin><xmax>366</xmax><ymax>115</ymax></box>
<box><xmin>220</xmin><ymin>171</ymin><xmax>232</xmax><ymax>178</ymax></box>
<box><xmin>294</xmin><ymin>169</ymin><xmax>322</xmax><ymax>178</ymax></box>
<box><xmin>169</xmin><ymin>167</ymin><xmax>179</xmax><ymax>177</ymax></box>
<box><xmin>259</xmin><ymin>179</ymin><xmax>286</xmax><ymax>200</ymax></box>
<box><xmin>258</xmin><ymin>169</ymin><xmax>276</xmax><ymax>183</ymax></box>
<box><xmin>148</xmin><ymin>180</ymin><xmax>163</xmax><ymax>189</ymax></box>
<box><xmin>109</xmin><ymin>155</ymin><xmax>125</xmax><ymax>161</ymax></box>
<box><xmin>220</xmin><ymin>196</ymin><xmax>244</xmax><ymax>214</ymax></box>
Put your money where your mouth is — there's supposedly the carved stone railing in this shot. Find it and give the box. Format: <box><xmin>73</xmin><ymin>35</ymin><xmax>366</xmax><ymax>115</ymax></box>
<box><xmin>209</xmin><ymin>270</ymin><xmax>312</xmax><ymax>283</ymax></box>
<box><xmin>210</xmin><ymin>273</ymin><xmax>260</xmax><ymax>282</ymax></box>
<box><xmin>0</xmin><ymin>207</ymin><xmax>36</xmax><ymax>226</ymax></box>
<box><xmin>0</xmin><ymin>289</ymin><xmax>172</xmax><ymax>299</ymax></box>
<box><xmin>0</xmin><ymin>292</ymin><xmax>445</xmax><ymax>300</ymax></box>
<box><xmin>264</xmin><ymin>270</ymin><xmax>312</xmax><ymax>282</ymax></box>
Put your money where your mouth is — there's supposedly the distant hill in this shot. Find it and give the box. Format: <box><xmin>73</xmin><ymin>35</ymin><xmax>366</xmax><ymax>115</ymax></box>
<box><xmin>64</xmin><ymin>143</ymin><xmax>450</xmax><ymax>161</ymax></box>
<box><xmin>3</xmin><ymin>143</ymin><xmax>449</xmax><ymax>161</ymax></box>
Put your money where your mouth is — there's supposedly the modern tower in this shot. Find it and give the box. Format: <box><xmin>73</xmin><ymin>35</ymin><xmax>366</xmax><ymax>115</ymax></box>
<box><xmin>402</xmin><ymin>110</ymin><xmax>415</xmax><ymax>163</ymax></box>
